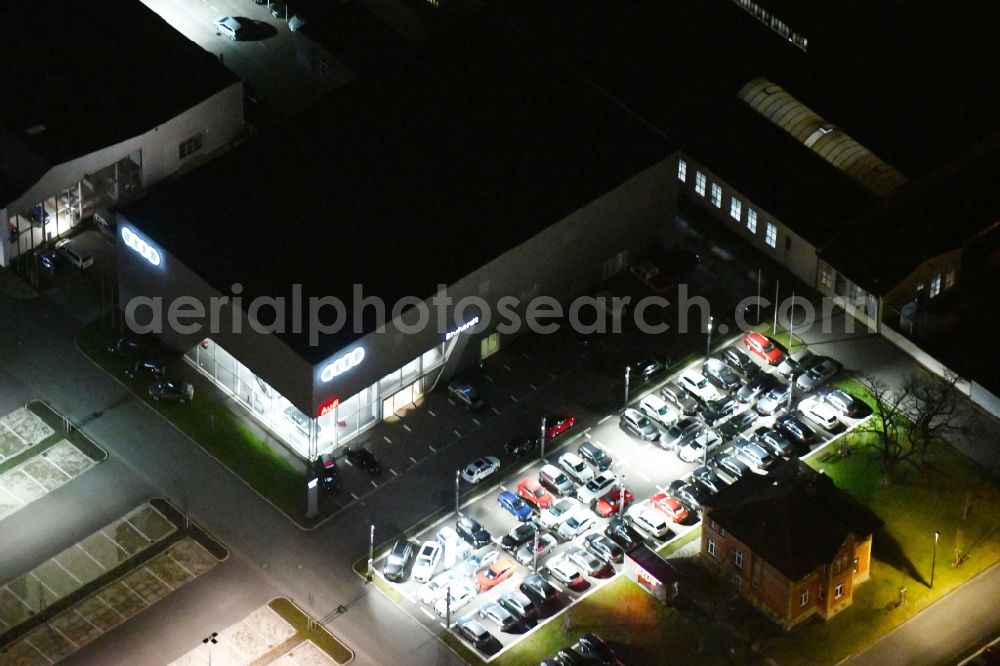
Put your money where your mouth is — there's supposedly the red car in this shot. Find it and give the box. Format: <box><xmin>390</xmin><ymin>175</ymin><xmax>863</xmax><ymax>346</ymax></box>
<box><xmin>593</xmin><ymin>487</ymin><xmax>634</xmax><ymax>517</ymax></box>
<box><xmin>742</xmin><ymin>332</ymin><xmax>785</xmax><ymax>365</ymax></box>
<box><xmin>475</xmin><ymin>557</ymin><xmax>515</xmax><ymax>591</ymax></box>
<box><xmin>517</xmin><ymin>479</ymin><xmax>554</xmax><ymax>509</ymax></box>
<box><xmin>544</xmin><ymin>414</ymin><xmax>576</xmax><ymax>439</ymax></box>
<box><xmin>652</xmin><ymin>492</ymin><xmax>690</xmax><ymax>523</ymax></box>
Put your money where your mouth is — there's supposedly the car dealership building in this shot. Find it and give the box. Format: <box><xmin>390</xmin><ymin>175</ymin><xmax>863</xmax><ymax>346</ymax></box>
<box><xmin>117</xmin><ymin>20</ymin><xmax>676</xmax><ymax>460</ymax></box>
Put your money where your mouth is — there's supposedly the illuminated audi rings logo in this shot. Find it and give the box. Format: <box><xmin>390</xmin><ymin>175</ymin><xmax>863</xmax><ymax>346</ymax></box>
<box><xmin>121</xmin><ymin>227</ymin><xmax>161</xmax><ymax>266</ymax></box>
<box><xmin>320</xmin><ymin>347</ymin><xmax>365</xmax><ymax>382</ymax></box>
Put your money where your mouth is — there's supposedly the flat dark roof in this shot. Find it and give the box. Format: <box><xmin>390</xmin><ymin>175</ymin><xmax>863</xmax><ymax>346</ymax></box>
<box><xmin>0</xmin><ymin>0</ymin><xmax>238</xmax><ymax>204</ymax></box>
<box><xmin>122</xmin><ymin>16</ymin><xmax>672</xmax><ymax>364</ymax></box>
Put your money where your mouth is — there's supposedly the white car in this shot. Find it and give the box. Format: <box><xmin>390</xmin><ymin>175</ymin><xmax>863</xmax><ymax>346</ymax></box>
<box><xmin>419</xmin><ymin>568</ymin><xmax>461</xmax><ymax>605</ymax></box>
<box><xmin>799</xmin><ymin>396</ymin><xmax>840</xmax><ymax>430</ymax></box>
<box><xmin>540</xmin><ymin>497</ymin><xmax>581</xmax><ymax>529</ymax></box>
<box><xmin>640</xmin><ymin>394</ymin><xmax>678</xmax><ymax>427</ymax></box>
<box><xmin>677</xmin><ymin>429</ymin><xmax>723</xmax><ymax>463</ymax></box>
<box><xmin>576</xmin><ymin>471</ymin><xmax>619</xmax><ymax>504</ymax></box>
<box><xmin>558</xmin><ymin>452</ymin><xmax>595</xmax><ymax>485</ymax></box>
<box><xmin>545</xmin><ymin>554</ymin><xmax>584</xmax><ymax>587</ymax></box>
<box><xmin>213</xmin><ymin>15</ymin><xmax>244</xmax><ymax>40</ymax></box>
<box><xmin>566</xmin><ymin>545</ymin><xmax>606</xmax><ymax>577</ymax></box>
<box><xmin>679</xmin><ymin>369</ymin><xmax>721</xmax><ymax>402</ymax></box>
<box><xmin>557</xmin><ymin>508</ymin><xmax>595</xmax><ymax>541</ymax></box>
<box><xmin>461</xmin><ymin>456</ymin><xmax>500</xmax><ymax>484</ymax></box>
<box><xmin>434</xmin><ymin>582</ymin><xmax>476</xmax><ymax>617</ymax></box>
<box><xmin>412</xmin><ymin>541</ymin><xmax>443</xmax><ymax>583</ymax></box>
<box><xmin>627</xmin><ymin>504</ymin><xmax>671</xmax><ymax>539</ymax></box>
<box><xmin>54</xmin><ymin>239</ymin><xmax>94</xmax><ymax>270</ymax></box>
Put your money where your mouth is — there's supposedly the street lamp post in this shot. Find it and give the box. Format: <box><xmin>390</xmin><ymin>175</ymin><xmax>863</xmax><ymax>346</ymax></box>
<box><xmin>455</xmin><ymin>468</ymin><xmax>461</xmax><ymax>519</ymax></box>
<box><xmin>931</xmin><ymin>530</ymin><xmax>940</xmax><ymax>588</ymax></box>
<box><xmin>532</xmin><ymin>528</ymin><xmax>541</xmax><ymax>573</ymax></box>
<box><xmin>445</xmin><ymin>584</ymin><xmax>452</xmax><ymax>630</ymax></box>
<box><xmin>366</xmin><ymin>524</ymin><xmax>374</xmax><ymax>583</ymax></box>
<box><xmin>706</xmin><ymin>315</ymin><xmax>714</xmax><ymax>358</ymax></box>
<box><xmin>540</xmin><ymin>416</ymin><xmax>547</xmax><ymax>462</ymax></box>
<box><xmin>202</xmin><ymin>632</ymin><xmax>218</xmax><ymax>666</ymax></box>
<box><xmin>618</xmin><ymin>473</ymin><xmax>626</xmax><ymax>518</ymax></box>
<box><xmin>624</xmin><ymin>366</ymin><xmax>631</xmax><ymax>410</ymax></box>
<box><xmin>773</xmin><ymin>280</ymin><xmax>780</xmax><ymax>336</ymax></box>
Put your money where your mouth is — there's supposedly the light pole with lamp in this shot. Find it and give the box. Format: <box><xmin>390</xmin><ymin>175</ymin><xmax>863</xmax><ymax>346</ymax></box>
<box><xmin>455</xmin><ymin>468</ymin><xmax>461</xmax><ymax>519</ymax></box>
<box><xmin>202</xmin><ymin>632</ymin><xmax>218</xmax><ymax>666</ymax></box>
<box><xmin>540</xmin><ymin>416</ymin><xmax>547</xmax><ymax>462</ymax></box>
<box><xmin>618</xmin><ymin>473</ymin><xmax>626</xmax><ymax>518</ymax></box>
<box><xmin>706</xmin><ymin>315</ymin><xmax>713</xmax><ymax>358</ymax></box>
<box><xmin>624</xmin><ymin>366</ymin><xmax>631</xmax><ymax>411</ymax></box>
<box><xmin>366</xmin><ymin>524</ymin><xmax>374</xmax><ymax>583</ymax></box>
<box><xmin>931</xmin><ymin>530</ymin><xmax>940</xmax><ymax>588</ymax></box>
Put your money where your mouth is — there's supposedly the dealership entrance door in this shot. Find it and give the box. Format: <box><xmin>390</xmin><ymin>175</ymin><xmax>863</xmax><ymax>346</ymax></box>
<box><xmin>382</xmin><ymin>381</ymin><xmax>423</xmax><ymax>418</ymax></box>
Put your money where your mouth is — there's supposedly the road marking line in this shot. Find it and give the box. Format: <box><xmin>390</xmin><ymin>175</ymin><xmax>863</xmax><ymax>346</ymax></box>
<box><xmin>428</xmin><ymin>410</ymin><xmax>436</xmax><ymax>417</ymax></box>
<box><xmin>383</xmin><ymin>436</ymin><xmax>392</xmax><ymax>444</ymax></box>
<box><xmin>472</xmin><ymin>418</ymin><xmax>480</xmax><ymax>426</ymax></box>
<box><xmin>344</xmin><ymin>459</ymin><xmax>354</xmax><ymax>467</ymax></box>
<box><xmin>549</xmin><ymin>373</ymin><xmax>556</xmax><ymax>380</ymax></box>
<box><xmin>635</xmin><ymin>471</ymin><xmax>652</xmax><ymax>483</ymax></box>
<box><xmin>350</xmin><ymin>492</ymin><xmax>359</xmax><ymax>500</ymax></box>
<box><xmin>409</xmin><ymin>456</ymin><xmax>417</xmax><ymax>464</ymax></box>
<box><xmin>503</xmin><ymin>364</ymin><xmax>511</xmax><ymax>372</ymax></box>
<box><xmin>371</xmin><ymin>481</ymin><xmax>378</xmax><ymax>488</ymax></box>
<box><xmin>420</xmin><ymin>607</ymin><xmax>436</xmax><ymax>621</ymax></box>
<box><xmin>491</xmin><ymin>407</ymin><xmax>501</xmax><ymax>415</ymax></box>
<box><xmin>511</xmin><ymin>395</ymin><xmax>518</xmax><ymax>402</ymax></box>
<box><xmin>390</xmin><ymin>468</ymin><xmax>398</xmax><ymax>477</ymax></box>
<box><xmin>529</xmin><ymin>383</ymin><xmax>538</xmax><ymax>391</ymax></box>
<box><xmin>598</xmin><ymin>415</ymin><xmax>611</xmax><ymax>425</ymax></box>
<box><xmin>453</xmin><ymin>429</ymin><xmax>461</xmax><ymax>437</ymax></box>
<box><xmin>403</xmin><ymin>424</ymin><xmax>412</xmax><ymax>432</ymax></box>
<box><xmin>429</xmin><ymin>445</ymin><xmax>437</xmax><ymax>453</ymax></box>
<box><xmin>485</xmin><ymin>374</ymin><xmax>494</xmax><ymax>383</ymax></box>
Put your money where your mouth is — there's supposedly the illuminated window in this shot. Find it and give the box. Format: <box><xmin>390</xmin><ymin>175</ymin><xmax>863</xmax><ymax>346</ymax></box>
<box><xmin>944</xmin><ymin>267</ymin><xmax>956</xmax><ymax>289</ymax></box>
<box><xmin>711</xmin><ymin>184</ymin><xmax>722</xmax><ymax>208</ymax></box>
<box><xmin>178</xmin><ymin>133</ymin><xmax>203</xmax><ymax>159</ymax></box>
<box><xmin>916</xmin><ymin>281</ymin><xmax>926</xmax><ymax>295</ymax></box>
<box><xmin>678</xmin><ymin>159</ymin><xmax>688</xmax><ymax>182</ymax></box>
<box><xmin>849</xmin><ymin>283</ymin><xmax>861</xmax><ymax>302</ymax></box>
<box><xmin>853</xmin><ymin>557</ymin><xmax>859</xmax><ymax>573</ymax></box>
<box><xmin>730</xmin><ymin>198</ymin><xmax>742</xmax><ymax>221</ymax></box>
<box><xmin>695</xmin><ymin>172</ymin><xmax>706</xmax><ymax>196</ymax></box>
<box><xmin>707</xmin><ymin>538</ymin><xmax>716</xmax><ymax>557</ymax></box>
<box><xmin>765</xmin><ymin>223</ymin><xmax>777</xmax><ymax>248</ymax></box>
<box><xmin>930</xmin><ymin>273</ymin><xmax>942</xmax><ymax>298</ymax></box>
<box><xmin>835</xmin><ymin>583</ymin><xmax>845</xmax><ymax>599</ymax></box>
<box><xmin>734</xmin><ymin>550</ymin><xmax>744</xmax><ymax>569</ymax></box>
<box><xmin>819</xmin><ymin>262</ymin><xmax>834</xmax><ymax>289</ymax></box>
<box><xmin>747</xmin><ymin>209</ymin><xmax>758</xmax><ymax>234</ymax></box>
<box><xmin>799</xmin><ymin>590</ymin><xmax>809</xmax><ymax>606</ymax></box>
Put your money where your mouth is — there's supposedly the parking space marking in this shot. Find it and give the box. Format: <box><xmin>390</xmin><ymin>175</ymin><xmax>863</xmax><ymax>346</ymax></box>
<box><xmin>491</xmin><ymin>407</ymin><xmax>501</xmax><ymax>415</ymax></box>
<box><xmin>503</xmin><ymin>364</ymin><xmax>511</xmax><ymax>372</ymax></box>
<box><xmin>403</xmin><ymin>424</ymin><xmax>412</xmax><ymax>432</ymax></box>
<box><xmin>420</xmin><ymin>607</ymin><xmax>436</xmax><ymax>621</ymax></box>
<box><xmin>453</xmin><ymin>430</ymin><xmax>461</xmax><ymax>438</ymax></box>
<box><xmin>350</xmin><ymin>492</ymin><xmax>359</xmax><ymax>500</ymax></box>
<box><xmin>485</xmin><ymin>374</ymin><xmax>494</xmax><ymax>383</ymax></box>
<box><xmin>428</xmin><ymin>445</ymin><xmax>437</xmax><ymax>453</ymax></box>
<box><xmin>343</xmin><ymin>459</ymin><xmax>354</xmax><ymax>467</ymax></box>
<box><xmin>370</xmin><ymin>481</ymin><xmax>378</xmax><ymax>488</ymax></box>
<box><xmin>390</xmin><ymin>469</ymin><xmax>398</xmax><ymax>477</ymax></box>
<box><xmin>428</xmin><ymin>410</ymin><xmax>436</xmax><ymax>417</ymax></box>
<box><xmin>529</xmin><ymin>383</ymin><xmax>538</xmax><ymax>391</ymax></box>
<box><xmin>472</xmin><ymin>418</ymin><xmax>480</xmax><ymax>426</ymax></box>
<box><xmin>409</xmin><ymin>456</ymin><xmax>417</xmax><ymax>464</ymax></box>
<box><xmin>598</xmin><ymin>415</ymin><xmax>612</xmax><ymax>425</ymax></box>
<box><xmin>383</xmin><ymin>436</ymin><xmax>392</xmax><ymax>444</ymax></box>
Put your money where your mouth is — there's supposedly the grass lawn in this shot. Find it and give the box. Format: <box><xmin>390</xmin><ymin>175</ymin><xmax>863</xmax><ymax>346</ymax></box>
<box><xmin>754</xmin><ymin>322</ymin><xmax>804</xmax><ymax>352</ymax></box>
<box><xmin>832</xmin><ymin>375</ymin><xmax>878</xmax><ymax>410</ymax></box>
<box><xmin>269</xmin><ymin>597</ymin><xmax>354</xmax><ymax>664</ymax></box>
<box><xmin>76</xmin><ymin>320</ymin><xmax>336</xmax><ymax>527</ymax></box>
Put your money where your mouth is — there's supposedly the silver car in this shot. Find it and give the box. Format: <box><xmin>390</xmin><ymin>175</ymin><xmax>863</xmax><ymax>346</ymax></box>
<box><xmin>479</xmin><ymin>601</ymin><xmax>519</xmax><ymax>632</ymax></box>
<box><xmin>620</xmin><ymin>407</ymin><xmax>660</xmax><ymax>441</ymax></box>
<box><xmin>660</xmin><ymin>416</ymin><xmax>701</xmax><ymax>449</ymax></box>
<box><xmin>567</xmin><ymin>546</ymin><xmax>606</xmax><ymax>577</ymax></box>
<box><xmin>755</xmin><ymin>385</ymin><xmax>791</xmax><ymax>415</ymax></box>
<box><xmin>795</xmin><ymin>358</ymin><xmax>843</xmax><ymax>393</ymax></box>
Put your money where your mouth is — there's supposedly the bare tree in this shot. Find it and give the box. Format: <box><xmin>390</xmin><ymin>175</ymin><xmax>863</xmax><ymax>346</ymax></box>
<box><xmin>902</xmin><ymin>371</ymin><xmax>966</xmax><ymax>466</ymax></box>
<box><xmin>857</xmin><ymin>374</ymin><xmax>913</xmax><ymax>475</ymax></box>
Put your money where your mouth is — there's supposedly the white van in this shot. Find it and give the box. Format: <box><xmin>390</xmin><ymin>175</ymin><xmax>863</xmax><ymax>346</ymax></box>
<box><xmin>55</xmin><ymin>239</ymin><xmax>94</xmax><ymax>270</ymax></box>
<box><xmin>539</xmin><ymin>463</ymin><xmax>576</xmax><ymax>496</ymax></box>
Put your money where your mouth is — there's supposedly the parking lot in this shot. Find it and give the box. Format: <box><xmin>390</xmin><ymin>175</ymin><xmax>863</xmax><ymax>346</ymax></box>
<box><xmin>368</xmin><ymin>329</ymin><xmax>869</xmax><ymax>659</ymax></box>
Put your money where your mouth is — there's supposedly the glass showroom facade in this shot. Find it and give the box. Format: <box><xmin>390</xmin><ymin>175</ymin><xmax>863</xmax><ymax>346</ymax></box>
<box><xmin>186</xmin><ymin>339</ymin><xmax>450</xmax><ymax>458</ymax></box>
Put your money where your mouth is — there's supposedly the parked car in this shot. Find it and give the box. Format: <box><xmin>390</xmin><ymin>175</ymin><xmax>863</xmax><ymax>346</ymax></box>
<box><xmin>661</xmin><ymin>381</ymin><xmax>699</xmax><ymax>414</ymax></box>
<box><xmin>691</xmin><ymin>465</ymin><xmax>727</xmax><ymax>495</ymax></box>
<box><xmin>660</xmin><ymin>416</ymin><xmax>702</xmax><ymax>450</ymax></box>
<box><xmin>557</xmin><ymin>507</ymin><xmax>595</xmax><ymax>541</ymax></box>
<box><xmin>604</xmin><ymin>517</ymin><xmax>642</xmax><ymax>550</ymax></box>
<box><xmin>456</xmin><ymin>618</ymin><xmax>493</xmax><ymax>651</ymax></box>
<box><xmin>519</xmin><ymin>572</ymin><xmax>560</xmax><ymax>605</ymax></box>
<box><xmin>125</xmin><ymin>359</ymin><xmax>165</xmax><ymax>380</ymax></box>
<box><xmin>822</xmin><ymin>388</ymin><xmax>861</xmax><ymax>417</ymax></box>
<box><xmin>544</xmin><ymin>554</ymin><xmax>584</xmax><ymax>588</ymax></box>
<box><xmin>795</xmin><ymin>357</ymin><xmax>843</xmax><ymax>393</ymax></box>
<box><xmin>412</xmin><ymin>541</ymin><xmax>443</xmax><ymax>583</ymax></box>
<box><xmin>700</xmin><ymin>395</ymin><xmax>739</xmax><ymax>426</ymax></box>
<box><xmin>567</xmin><ymin>546</ymin><xmax>606</xmax><ymax>577</ymax></box>
<box><xmin>577</xmin><ymin>633</ymin><xmax>618</xmax><ymax>665</ymax></box>
<box><xmin>651</xmin><ymin>491</ymin><xmax>689</xmax><ymax>523</ymax></box>
<box><xmin>479</xmin><ymin>601</ymin><xmax>520</xmax><ymax>632</ymax></box>
<box><xmin>418</xmin><ymin>568</ymin><xmax>461</xmax><ymax>604</ymax></box>
<box><xmin>619</xmin><ymin>408</ymin><xmax>660</xmax><ymax>441</ymax></box>
<box><xmin>55</xmin><ymin>239</ymin><xmax>94</xmax><ymax>270</ymax></box>
<box><xmin>799</xmin><ymin>395</ymin><xmax>841</xmax><ymax>430</ymax></box>
<box><xmin>498</xmin><ymin>490</ymin><xmax>533</xmax><ymax>521</ymax></box>
<box><xmin>505</xmin><ymin>433</ymin><xmax>540</xmax><ymax>458</ymax></box>
<box><xmin>754</xmin><ymin>426</ymin><xmax>795</xmax><ymax>457</ymax></box>
<box><xmin>517</xmin><ymin>478</ymin><xmax>554</xmax><ymax>510</ymax></box>
<box><xmin>742</xmin><ymin>331</ymin><xmax>785</xmax><ymax>365</ymax></box>
<box><xmin>382</xmin><ymin>538</ymin><xmax>414</xmax><ymax>582</ymax></box>
<box><xmin>346</xmin><ymin>446</ymin><xmax>382</xmax><ymax>475</ymax></box>
<box><xmin>717</xmin><ymin>409</ymin><xmax>758</xmax><ymax>440</ymax></box>
<box><xmin>669</xmin><ymin>479</ymin><xmax>707</xmax><ymax>511</ymax></box>
<box><xmin>269</xmin><ymin>1</ymin><xmax>287</xmax><ymax>18</ymax></box>
<box><xmin>733</xmin><ymin>439</ymin><xmax>777</xmax><ymax>471</ymax></box>
<box><xmin>539</xmin><ymin>464</ymin><xmax>576</xmax><ymax>496</ymax></box>
<box><xmin>500</xmin><ymin>522</ymin><xmax>538</xmax><ymax>552</ymax></box>
<box><xmin>499</xmin><ymin>589</ymin><xmax>537</xmax><ymax>621</ymax></box>
<box><xmin>713</xmin><ymin>452</ymin><xmax>751</xmax><ymax>482</ymax></box>
<box><xmin>678</xmin><ymin>429</ymin><xmax>722</xmax><ymax>463</ymax></box>
<box><xmin>577</xmin><ymin>441</ymin><xmax>613</xmax><ymax>471</ymax></box>
<box><xmin>313</xmin><ymin>453</ymin><xmax>340</xmax><ymax>492</ymax></box>
<box><xmin>593</xmin><ymin>486</ymin><xmax>633</xmax><ymax>518</ymax></box>
<box><xmin>576</xmin><ymin>471</ymin><xmax>619</xmax><ymax>504</ymax></box>
<box><xmin>639</xmin><ymin>394</ymin><xmax>678</xmax><ymax>428</ymax></box>
<box><xmin>515</xmin><ymin>533</ymin><xmax>556</xmax><ymax>566</ymax></box>
<box><xmin>584</xmin><ymin>533</ymin><xmax>624</xmax><ymax>564</ymax></box>
<box><xmin>148</xmin><ymin>380</ymin><xmax>193</xmax><ymax>404</ymax></box>
<box><xmin>775</xmin><ymin>413</ymin><xmax>816</xmax><ymax>446</ymax></box>
<box><xmin>737</xmin><ymin>373</ymin><xmax>778</xmax><ymax>403</ymax></box>
<box><xmin>476</xmin><ymin>557</ymin><xmax>515</xmax><ymax>591</ymax></box>
<box><xmin>631</xmin><ymin>358</ymin><xmax>668</xmax><ymax>382</ymax></box>
<box><xmin>461</xmin><ymin>456</ymin><xmax>501</xmax><ymax>484</ymax></box>
<box><xmin>777</xmin><ymin>349</ymin><xmax>815</xmax><ymax>379</ymax></box>
<box><xmin>448</xmin><ymin>380</ymin><xmax>484</xmax><ymax>410</ymax></box>
<box><xmin>558</xmin><ymin>452</ymin><xmax>595</xmax><ymax>485</ymax></box>
<box><xmin>213</xmin><ymin>15</ymin><xmax>244</xmax><ymax>40</ymax></box>
<box><xmin>107</xmin><ymin>335</ymin><xmax>142</xmax><ymax>357</ymax></box>
<box><xmin>679</xmin><ymin>368</ymin><xmax>721</xmax><ymax>402</ymax></box>
<box><xmin>626</xmin><ymin>504</ymin><xmax>671</xmax><ymax>539</ymax></box>
<box><xmin>703</xmin><ymin>357</ymin><xmax>741</xmax><ymax>391</ymax></box>
<box><xmin>555</xmin><ymin>647</ymin><xmax>588</xmax><ymax>665</ymax></box>
<box><xmin>544</xmin><ymin>414</ymin><xmax>576</xmax><ymax>439</ymax></box>
<box><xmin>722</xmin><ymin>346</ymin><xmax>759</xmax><ymax>377</ymax></box>
<box><xmin>540</xmin><ymin>497</ymin><xmax>581</xmax><ymax>529</ymax></box>
<box><xmin>434</xmin><ymin>582</ymin><xmax>476</xmax><ymax>617</ymax></box>
<box><xmin>755</xmin><ymin>385</ymin><xmax>791</xmax><ymax>416</ymax></box>
<box><xmin>457</xmin><ymin>515</ymin><xmax>492</xmax><ymax>548</ymax></box>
